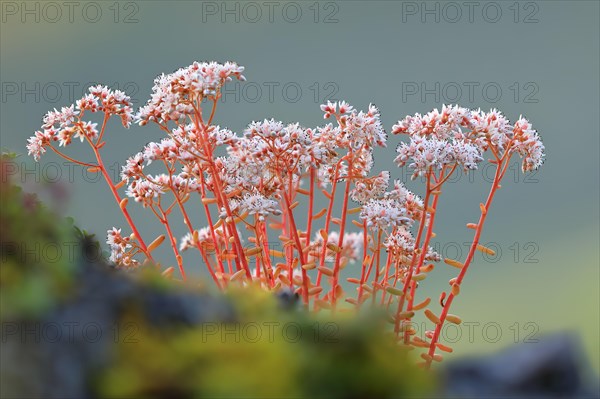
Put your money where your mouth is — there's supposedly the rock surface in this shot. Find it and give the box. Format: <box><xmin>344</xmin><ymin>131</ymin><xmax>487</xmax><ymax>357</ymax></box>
<box><xmin>1</xmin><ymin>239</ymin><xmax>235</xmax><ymax>398</ymax></box>
<box><xmin>443</xmin><ymin>333</ymin><xmax>600</xmax><ymax>398</ymax></box>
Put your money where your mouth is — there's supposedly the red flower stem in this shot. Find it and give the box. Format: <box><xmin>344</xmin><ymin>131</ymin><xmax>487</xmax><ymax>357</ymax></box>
<box><xmin>95</xmin><ymin>113</ymin><xmax>109</xmax><ymax>146</ymax></box>
<box><xmin>73</xmin><ymin>116</ymin><xmax>154</xmax><ymax>263</ymax></box>
<box><xmin>369</xmin><ymin>229</ymin><xmax>383</xmax><ymax>305</ymax></box>
<box><xmin>206</xmin><ymin>98</ymin><xmax>218</xmax><ymax>126</ymax></box>
<box><xmin>198</xmin><ymin>247</ymin><xmax>219</xmax><ymax>287</ymax></box>
<box><xmin>404</xmin><ymin>191</ymin><xmax>440</xmax><ymax>343</ymax></box>
<box><xmin>191</xmin><ymin>104</ymin><xmax>250</xmax><ymax>278</ymax></box>
<box><xmin>362</xmin><ymin>249</ymin><xmax>376</xmax><ymax>292</ymax></box>
<box><xmin>330</xmin><ymin>158</ymin><xmax>353</xmax><ymax>310</ymax></box>
<box><xmin>164</xmin><ymin>161</ymin><xmax>223</xmax><ymax>286</ymax></box>
<box><xmin>255</xmin><ymin>238</ymin><xmax>261</xmax><ymax>279</ymax></box>
<box><xmin>386</xmin><ymin>166</ymin><xmax>448</xmax><ymax>310</ymax></box>
<box><xmin>286</xmin><ymin>174</ymin><xmax>294</xmax><ymax>288</ymax></box>
<box><xmin>260</xmin><ymin>222</ymin><xmax>275</xmax><ymax>288</ymax></box>
<box><xmin>315</xmin><ymin>162</ymin><xmax>341</xmax><ymax>288</ymax></box>
<box><xmin>357</xmin><ymin>221</ymin><xmax>369</xmax><ymax>305</ymax></box>
<box><xmin>197</xmin><ymin>174</ymin><xmax>226</xmax><ymax>276</ymax></box>
<box><xmin>425</xmin><ymin>155</ymin><xmax>507</xmax><ymax>369</ymax></box>
<box><xmin>430</xmin><ymin>164</ymin><xmax>457</xmax><ymax>192</ymax></box>
<box><xmin>48</xmin><ymin>146</ymin><xmax>98</xmax><ymax>168</ymax></box>
<box><xmin>281</xmin><ymin>186</ymin><xmax>310</xmax><ymax>305</ymax></box>
<box><xmin>380</xmin><ymin>237</ymin><xmax>395</xmax><ymax>306</ymax></box>
<box><xmin>304</xmin><ymin>167</ymin><xmax>316</xmax><ymax>246</ymax></box>
<box><xmin>90</xmin><ymin>144</ymin><xmax>153</xmax><ymax>262</ymax></box>
<box><xmin>207</xmin><ymin>162</ymin><xmax>249</xmax><ymax>277</ymax></box>
<box><xmin>250</xmin><ymin>217</ymin><xmax>261</xmax><ymax>280</ymax></box>
<box><xmin>157</xmin><ymin>206</ymin><xmax>187</xmax><ymax>281</ymax></box>
<box><xmin>393</xmin><ymin>168</ymin><xmax>432</xmax><ymax>335</ymax></box>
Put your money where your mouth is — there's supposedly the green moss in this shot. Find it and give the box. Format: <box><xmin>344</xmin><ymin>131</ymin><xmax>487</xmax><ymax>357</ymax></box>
<box><xmin>0</xmin><ymin>157</ymin><xmax>76</xmax><ymax>318</ymax></box>
<box><xmin>99</xmin><ymin>287</ymin><xmax>433</xmax><ymax>398</ymax></box>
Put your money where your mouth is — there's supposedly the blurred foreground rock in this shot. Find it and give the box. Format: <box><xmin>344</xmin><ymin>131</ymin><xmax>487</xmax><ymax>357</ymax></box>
<box><xmin>1</xmin><ymin>239</ymin><xmax>234</xmax><ymax>398</ymax></box>
<box><xmin>443</xmin><ymin>333</ymin><xmax>600</xmax><ymax>398</ymax></box>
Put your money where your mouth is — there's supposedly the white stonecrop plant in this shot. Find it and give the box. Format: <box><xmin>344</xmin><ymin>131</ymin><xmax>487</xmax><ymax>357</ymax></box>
<box><xmin>27</xmin><ymin>61</ymin><xmax>545</xmax><ymax>368</ymax></box>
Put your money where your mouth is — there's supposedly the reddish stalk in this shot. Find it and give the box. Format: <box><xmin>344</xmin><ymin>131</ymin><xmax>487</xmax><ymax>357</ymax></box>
<box><xmin>304</xmin><ymin>167</ymin><xmax>316</xmax><ymax>246</ymax></box>
<box><xmin>90</xmin><ymin>141</ymin><xmax>154</xmax><ymax>262</ymax></box>
<box><xmin>424</xmin><ymin>154</ymin><xmax>508</xmax><ymax>369</ymax></box>
<box><xmin>315</xmin><ymin>162</ymin><xmax>341</xmax><ymax>287</ymax></box>
<box><xmin>259</xmin><ymin>222</ymin><xmax>275</xmax><ymax>288</ymax></box>
<box><xmin>404</xmin><ymin>170</ymin><xmax>444</xmax><ymax>343</ymax></box>
<box><xmin>356</xmin><ymin>221</ymin><xmax>369</xmax><ymax>305</ymax></box>
<box><xmin>197</xmin><ymin>173</ymin><xmax>226</xmax><ymax>275</ymax></box>
<box><xmin>379</xmin><ymin>239</ymin><xmax>395</xmax><ymax>306</ymax></box>
<box><xmin>163</xmin><ymin>160</ymin><xmax>224</xmax><ymax>285</ymax></box>
<box><xmin>369</xmin><ymin>230</ymin><xmax>383</xmax><ymax>305</ymax></box>
<box><xmin>48</xmin><ymin>146</ymin><xmax>97</xmax><ymax>168</ymax></box>
<box><xmin>393</xmin><ymin>169</ymin><xmax>433</xmax><ymax>334</ymax></box>
<box><xmin>330</xmin><ymin>158</ymin><xmax>353</xmax><ymax>309</ymax></box>
<box><xmin>361</xmin><ymin>249</ymin><xmax>377</xmax><ymax>304</ymax></box>
<box><xmin>280</xmin><ymin>187</ymin><xmax>310</xmax><ymax>305</ymax></box>
<box><xmin>156</xmin><ymin>205</ymin><xmax>187</xmax><ymax>281</ymax></box>
<box><xmin>190</xmin><ymin>102</ymin><xmax>250</xmax><ymax>278</ymax></box>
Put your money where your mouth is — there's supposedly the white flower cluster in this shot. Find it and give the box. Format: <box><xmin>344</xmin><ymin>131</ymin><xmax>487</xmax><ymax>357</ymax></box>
<box><xmin>179</xmin><ymin>225</ymin><xmax>232</xmax><ymax>253</ymax></box>
<box><xmin>125</xmin><ymin>178</ymin><xmax>165</xmax><ymax>207</ymax></box>
<box><xmin>393</xmin><ymin>105</ymin><xmax>482</xmax><ymax>178</ymax></box>
<box><xmin>350</xmin><ymin>171</ymin><xmax>390</xmax><ymax>204</ymax></box>
<box><xmin>383</xmin><ymin>228</ymin><xmax>440</xmax><ymax>265</ymax></box>
<box><xmin>395</xmin><ymin>136</ymin><xmax>483</xmax><ymax>178</ymax></box>
<box><xmin>352</xmin><ymin>175</ymin><xmax>427</xmax><ymax>233</ymax></box>
<box><xmin>124</xmin><ymin>172</ymin><xmax>201</xmax><ymax>207</ymax></box>
<box><xmin>467</xmin><ymin>108</ymin><xmax>512</xmax><ymax>152</ymax></box>
<box><xmin>360</xmin><ymin>198</ymin><xmax>412</xmax><ymax>230</ymax></box>
<box><xmin>106</xmin><ymin>227</ymin><xmax>138</xmax><ymax>267</ymax></box>
<box><xmin>27</xmin><ymin>86</ymin><xmax>133</xmax><ymax>160</ymax></box>
<box><xmin>217</xmin><ymin>117</ymin><xmax>341</xmax><ymax>197</ymax></box>
<box><xmin>384</xmin><ymin>228</ymin><xmax>415</xmax><ymax>253</ymax></box>
<box><xmin>319</xmin><ymin>101</ymin><xmax>387</xmax><ymax>182</ymax></box>
<box><xmin>241</xmin><ymin>120</ymin><xmax>324</xmax><ymax>172</ymax></box>
<box><xmin>312</xmin><ymin>230</ymin><xmax>364</xmax><ymax>264</ymax></box>
<box><xmin>332</xmin><ymin>231</ymin><xmax>364</xmax><ymax>264</ymax></box>
<box><xmin>392</xmin><ymin>104</ymin><xmax>471</xmax><ymax>139</ymax></box>
<box><xmin>321</xmin><ymin>101</ymin><xmax>386</xmax><ymax>146</ymax></box>
<box><xmin>231</xmin><ymin>192</ymin><xmax>281</xmax><ymax>221</ymax></box>
<box><xmin>136</xmin><ymin>61</ymin><xmax>245</xmax><ymax>125</ymax></box>
<box><xmin>393</xmin><ymin>105</ymin><xmax>545</xmax><ymax>177</ymax></box>
<box><xmin>512</xmin><ymin>117</ymin><xmax>546</xmax><ymax>172</ymax></box>
<box><xmin>384</xmin><ymin>180</ymin><xmax>411</xmax><ymax>203</ymax></box>
<box><xmin>345</xmin><ymin>104</ymin><xmax>387</xmax><ymax>148</ymax></box>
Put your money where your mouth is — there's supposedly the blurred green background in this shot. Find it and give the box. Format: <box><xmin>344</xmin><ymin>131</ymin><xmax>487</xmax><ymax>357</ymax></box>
<box><xmin>1</xmin><ymin>1</ymin><xmax>598</xmax><ymax>370</ymax></box>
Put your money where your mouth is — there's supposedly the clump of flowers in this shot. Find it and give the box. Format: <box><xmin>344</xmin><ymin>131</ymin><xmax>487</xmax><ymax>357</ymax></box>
<box><xmin>27</xmin><ymin>61</ymin><xmax>545</xmax><ymax>368</ymax></box>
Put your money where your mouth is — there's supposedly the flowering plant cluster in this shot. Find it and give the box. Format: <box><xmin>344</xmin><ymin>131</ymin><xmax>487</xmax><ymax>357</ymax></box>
<box><xmin>27</xmin><ymin>61</ymin><xmax>545</xmax><ymax>368</ymax></box>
